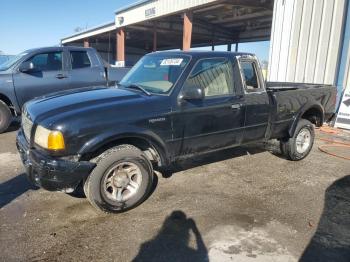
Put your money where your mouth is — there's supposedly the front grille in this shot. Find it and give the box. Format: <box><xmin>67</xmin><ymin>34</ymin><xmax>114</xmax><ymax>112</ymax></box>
<box><xmin>22</xmin><ymin>114</ymin><xmax>33</xmax><ymax>141</ymax></box>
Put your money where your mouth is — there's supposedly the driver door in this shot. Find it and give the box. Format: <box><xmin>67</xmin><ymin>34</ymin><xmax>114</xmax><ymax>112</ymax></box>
<box><xmin>172</xmin><ymin>57</ymin><xmax>245</xmax><ymax>156</ymax></box>
<box><xmin>13</xmin><ymin>51</ymin><xmax>69</xmax><ymax>106</ymax></box>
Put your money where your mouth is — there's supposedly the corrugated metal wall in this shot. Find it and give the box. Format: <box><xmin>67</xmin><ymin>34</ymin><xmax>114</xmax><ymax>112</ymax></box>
<box><xmin>347</xmin><ymin>62</ymin><xmax>350</xmax><ymax>90</ymax></box>
<box><xmin>337</xmin><ymin>0</ymin><xmax>350</xmax><ymax>97</ymax></box>
<box><xmin>268</xmin><ymin>0</ymin><xmax>348</xmax><ymax>86</ymax></box>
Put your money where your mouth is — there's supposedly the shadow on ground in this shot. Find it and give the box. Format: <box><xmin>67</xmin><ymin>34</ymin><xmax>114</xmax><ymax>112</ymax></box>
<box><xmin>133</xmin><ymin>210</ymin><xmax>208</xmax><ymax>262</ymax></box>
<box><xmin>161</xmin><ymin>141</ymin><xmax>284</xmax><ymax>178</ymax></box>
<box><xmin>0</xmin><ymin>173</ymin><xmax>38</xmax><ymax>208</ymax></box>
<box><xmin>300</xmin><ymin>175</ymin><xmax>350</xmax><ymax>262</ymax></box>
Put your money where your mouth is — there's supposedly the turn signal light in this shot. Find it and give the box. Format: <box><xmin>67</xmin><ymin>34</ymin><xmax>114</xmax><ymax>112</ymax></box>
<box><xmin>48</xmin><ymin>131</ymin><xmax>65</xmax><ymax>150</ymax></box>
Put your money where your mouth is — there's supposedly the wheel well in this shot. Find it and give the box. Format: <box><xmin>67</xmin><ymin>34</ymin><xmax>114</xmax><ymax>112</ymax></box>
<box><xmin>301</xmin><ymin>107</ymin><xmax>323</xmax><ymax>127</ymax></box>
<box><xmin>0</xmin><ymin>94</ymin><xmax>15</xmax><ymax>115</ymax></box>
<box><xmin>81</xmin><ymin>137</ymin><xmax>165</xmax><ymax>167</ymax></box>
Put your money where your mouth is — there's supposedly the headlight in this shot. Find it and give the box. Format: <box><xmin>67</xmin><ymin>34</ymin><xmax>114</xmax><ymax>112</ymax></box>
<box><xmin>34</xmin><ymin>125</ymin><xmax>65</xmax><ymax>150</ymax></box>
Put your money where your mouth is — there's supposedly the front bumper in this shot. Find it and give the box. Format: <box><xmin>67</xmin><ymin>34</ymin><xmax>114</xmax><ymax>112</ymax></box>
<box><xmin>16</xmin><ymin>130</ymin><xmax>95</xmax><ymax>192</ymax></box>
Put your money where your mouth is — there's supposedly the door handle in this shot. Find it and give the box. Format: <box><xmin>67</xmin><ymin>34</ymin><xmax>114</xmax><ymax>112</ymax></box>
<box><xmin>231</xmin><ymin>104</ymin><xmax>241</xmax><ymax>109</ymax></box>
<box><xmin>56</xmin><ymin>74</ymin><xmax>67</xmax><ymax>79</ymax></box>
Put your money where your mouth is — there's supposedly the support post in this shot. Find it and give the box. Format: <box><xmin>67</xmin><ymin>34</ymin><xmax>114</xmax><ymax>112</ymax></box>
<box><xmin>83</xmin><ymin>39</ymin><xmax>89</xmax><ymax>48</ymax></box>
<box><xmin>227</xmin><ymin>44</ymin><xmax>232</xmax><ymax>51</ymax></box>
<box><xmin>182</xmin><ymin>12</ymin><xmax>193</xmax><ymax>51</ymax></box>
<box><xmin>153</xmin><ymin>24</ymin><xmax>157</xmax><ymax>52</ymax></box>
<box><xmin>116</xmin><ymin>28</ymin><xmax>125</xmax><ymax>67</ymax></box>
<box><xmin>235</xmin><ymin>43</ymin><xmax>239</xmax><ymax>52</ymax></box>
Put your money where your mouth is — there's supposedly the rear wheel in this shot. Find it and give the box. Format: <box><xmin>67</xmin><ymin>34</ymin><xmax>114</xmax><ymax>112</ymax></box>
<box><xmin>280</xmin><ymin>119</ymin><xmax>315</xmax><ymax>161</ymax></box>
<box><xmin>0</xmin><ymin>100</ymin><xmax>12</xmax><ymax>134</ymax></box>
<box><xmin>84</xmin><ymin>145</ymin><xmax>153</xmax><ymax>213</ymax></box>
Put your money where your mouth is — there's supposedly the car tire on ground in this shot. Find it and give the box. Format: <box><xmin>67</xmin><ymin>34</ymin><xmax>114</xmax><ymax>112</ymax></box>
<box><xmin>0</xmin><ymin>100</ymin><xmax>12</xmax><ymax>134</ymax></box>
<box><xmin>280</xmin><ymin>119</ymin><xmax>315</xmax><ymax>161</ymax></box>
<box><xmin>84</xmin><ymin>144</ymin><xmax>154</xmax><ymax>213</ymax></box>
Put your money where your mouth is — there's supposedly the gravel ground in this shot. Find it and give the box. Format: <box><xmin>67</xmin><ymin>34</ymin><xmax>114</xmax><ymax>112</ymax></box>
<box><xmin>0</xmin><ymin>127</ymin><xmax>349</xmax><ymax>262</ymax></box>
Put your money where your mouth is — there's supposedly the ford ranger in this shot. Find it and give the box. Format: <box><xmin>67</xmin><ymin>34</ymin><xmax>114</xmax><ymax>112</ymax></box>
<box><xmin>16</xmin><ymin>51</ymin><xmax>336</xmax><ymax>213</ymax></box>
<box><xmin>0</xmin><ymin>46</ymin><xmax>129</xmax><ymax>133</ymax></box>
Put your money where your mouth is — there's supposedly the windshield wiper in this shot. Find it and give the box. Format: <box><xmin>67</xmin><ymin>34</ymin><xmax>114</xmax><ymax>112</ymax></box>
<box><xmin>120</xmin><ymin>83</ymin><xmax>151</xmax><ymax>96</ymax></box>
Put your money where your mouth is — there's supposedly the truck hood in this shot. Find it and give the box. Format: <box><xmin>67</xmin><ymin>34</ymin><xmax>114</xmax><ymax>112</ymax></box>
<box><xmin>25</xmin><ymin>86</ymin><xmax>144</xmax><ymax>122</ymax></box>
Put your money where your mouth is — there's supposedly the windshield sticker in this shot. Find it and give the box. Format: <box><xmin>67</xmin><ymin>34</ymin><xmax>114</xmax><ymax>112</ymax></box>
<box><xmin>160</xmin><ymin>58</ymin><xmax>183</xmax><ymax>66</ymax></box>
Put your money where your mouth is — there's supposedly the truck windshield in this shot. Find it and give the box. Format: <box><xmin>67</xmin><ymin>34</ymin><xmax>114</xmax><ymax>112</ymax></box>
<box><xmin>119</xmin><ymin>54</ymin><xmax>190</xmax><ymax>94</ymax></box>
<box><xmin>0</xmin><ymin>52</ymin><xmax>27</xmax><ymax>71</ymax></box>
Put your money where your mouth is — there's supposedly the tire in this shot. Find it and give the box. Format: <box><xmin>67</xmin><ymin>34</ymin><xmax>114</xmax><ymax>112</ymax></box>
<box><xmin>280</xmin><ymin>119</ymin><xmax>315</xmax><ymax>161</ymax></box>
<box><xmin>0</xmin><ymin>100</ymin><xmax>12</xmax><ymax>134</ymax></box>
<box><xmin>279</xmin><ymin>139</ymin><xmax>288</xmax><ymax>156</ymax></box>
<box><xmin>67</xmin><ymin>182</ymin><xmax>86</xmax><ymax>198</ymax></box>
<box><xmin>84</xmin><ymin>144</ymin><xmax>154</xmax><ymax>213</ymax></box>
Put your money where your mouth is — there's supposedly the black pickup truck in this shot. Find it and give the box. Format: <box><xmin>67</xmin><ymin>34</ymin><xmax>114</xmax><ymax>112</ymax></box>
<box><xmin>0</xmin><ymin>46</ymin><xmax>129</xmax><ymax>133</ymax></box>
<box><xmin>17</xmin><ymin>51</ymin><xmax>336</xmax><ymax>213</ymax></box>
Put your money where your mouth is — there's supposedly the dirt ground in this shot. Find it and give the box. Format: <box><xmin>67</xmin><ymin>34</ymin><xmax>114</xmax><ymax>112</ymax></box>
<box><xmin>0</xmin><ymin>126</ymin><xmax>349</xmax><ymax>262</ymax></box>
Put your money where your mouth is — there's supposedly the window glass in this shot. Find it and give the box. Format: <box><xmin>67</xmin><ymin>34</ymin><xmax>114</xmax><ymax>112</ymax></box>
<box><xmin>185</xmin><ymin>58</ymin><xmax>234</xmax><ymax>97</ymax></box>
<box><xmin>240</xmin><ymin>61</ymin><xmax>260</xmax><ymax>90</ymax></box>
<box><xmin>120</xmin><ymin>55</ymin><xmax>190</xmax><ymax>94</ymax></box>
<box><xmin>71</xmin><ymin>51</ymin><xmax>91</xmax><ymax>69</ymax></box>
<box><xmin>27</xmin><ymin>52</ymin><xmax>62</xmax><ymax>71</ymax></box>
<box><xmin>0</xmin><ymin>53</ymin><xmax>26</xmax><ymax>71</ymax></box>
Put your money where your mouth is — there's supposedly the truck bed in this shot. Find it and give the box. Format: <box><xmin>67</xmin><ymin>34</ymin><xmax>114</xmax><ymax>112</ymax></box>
<box><xmin>266</xmin><ymin>82</ymin><xmax>337</xmax><ymax>139</ymax></box>
<box><xmin>266</xmin><ymin>81</ymin><xmax>334</xmax><ymax>91</ymax></box>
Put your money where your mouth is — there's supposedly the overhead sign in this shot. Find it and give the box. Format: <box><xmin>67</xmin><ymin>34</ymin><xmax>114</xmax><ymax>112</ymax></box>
<box><xmin>145</xmin><ymin>7</ymin><xmax>156</xmax><ymax>18</ymax></box>
<box><xmin>335</xmin><ymin>88</ymin><xmax>350</xmax><ymax>130</ymax></box>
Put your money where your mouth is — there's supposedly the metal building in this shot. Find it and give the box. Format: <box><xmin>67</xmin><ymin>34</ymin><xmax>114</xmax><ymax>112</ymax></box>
<box><xmin>61</xmin><ymin>0</ymin><xmax>350</xmax><ymax>104</ymax></box>
<box><xmin>268</xmin><ymin>0</ymin><xmax>350</xmax><ymax>104</ymax></box>
<box><xmin>61</xmin><ymin>0</ymin><xmax>274</xmax><ymax>65</ymax></box>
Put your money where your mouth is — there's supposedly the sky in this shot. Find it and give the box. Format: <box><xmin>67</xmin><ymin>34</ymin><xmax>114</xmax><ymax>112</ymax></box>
<box><xmin>0</xmin><ymin>0</ymin><xmax>270</xmax><ymax>61</ymax></box>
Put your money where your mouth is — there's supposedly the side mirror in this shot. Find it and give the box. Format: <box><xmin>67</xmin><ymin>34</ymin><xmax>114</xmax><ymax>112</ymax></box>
<box><xmin>19</xmin><ymin>61</ymin><xmax>35</xmax><ymax>73</ymax></box>
<box><xmin>181</xmin><ymin>84</ymin><xmax>205</xmax><ymax>101</ymax></box>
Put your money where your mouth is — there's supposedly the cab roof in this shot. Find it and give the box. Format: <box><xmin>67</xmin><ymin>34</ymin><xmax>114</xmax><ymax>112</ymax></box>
<box><xmin>148</xmin><ymin>50</ymin><xmax>256</xmax><ymax>58</ymax></box>
<box><xmin>23</xmin><ymin>46</ymin><xmax>92</xmax><ymax>54</ymax></box>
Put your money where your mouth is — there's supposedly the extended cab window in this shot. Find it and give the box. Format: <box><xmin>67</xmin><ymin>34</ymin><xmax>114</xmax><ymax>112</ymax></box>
<box><xmin>185</xmin><ymin>58</ymin><xmax>233</xmax><ymax>97</ymax></box>
<box><xmin>240</xmin><ymin>61</ymin><xmax>260</xmax><ymax>91</ymax></box>
<box><xmin>27</xmin><ymin>52</ymin><xmax>62</xmax><ymax>71</ymax></box>
<box><xmin>71</xmin><ymin>51</ymin><xmax>91</xmax><ymax>69</ymax></box>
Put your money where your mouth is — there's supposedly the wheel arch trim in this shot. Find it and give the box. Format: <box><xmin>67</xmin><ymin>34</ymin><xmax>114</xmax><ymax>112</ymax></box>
<box><xmin>78</xmin><ymin>129</ymin><xmax>170</xmax><ymax>167</ymax></box>
<box><xmin>288</xmin><ymin>103</ymin><xmax>324</xmax><ymax>137</ymax></box>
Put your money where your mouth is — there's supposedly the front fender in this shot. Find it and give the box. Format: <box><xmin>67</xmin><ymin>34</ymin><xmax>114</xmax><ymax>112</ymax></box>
<box><xmin>288</xmin><ymin>102</ymin><xmax>324</xmax><ymax>137</ymax></box>
<box><xmin>0</xmin><ymin>73</ymin><xmax>21</xmax><ymax>113</ymax></box>
<box><xmin>78</xmin><ymin>127</ymin><xmax>170</xmax><ymax>165</ymax></box>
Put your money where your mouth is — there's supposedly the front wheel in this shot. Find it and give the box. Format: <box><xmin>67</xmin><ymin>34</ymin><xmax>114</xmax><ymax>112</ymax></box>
<box><xmin>84</xmin><ymin>145</ymin><xmax>154</xmax><ymax>213</ymax></box>
<box><xmin>0</xmin><ymin>100</ymin><xmax>12</xmax><ymax>134</ymax></box>
<box><xmin>280</xmin><ymin>119</ymin><xmax>315</xmax><ymax>161</ymax></box>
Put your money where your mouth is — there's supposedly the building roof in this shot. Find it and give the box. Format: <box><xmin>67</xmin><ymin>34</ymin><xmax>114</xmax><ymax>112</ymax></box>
<box><xmin>61</xmin><ymin>0</ymin><xmax>273</xmax><ymax>49</ymax></box>
<box><xmin>61</xmin><ymin>21</ymin><xmax>116</xmax><ymax>43</ymax></box>
<box><xmin>114</xmin><ymin>0</ymin><xmax>152</xmax><ymax>14</ymax></box>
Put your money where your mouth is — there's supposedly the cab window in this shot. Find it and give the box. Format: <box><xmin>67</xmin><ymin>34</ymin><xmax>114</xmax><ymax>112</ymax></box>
<box><xmin>27</xmin><ymin>52</ymin><xmax>62</xmax><ymax>71</ymax></box>
<box><xmin>70</xmin><ymin>51</ymin><xmax>91</xmax><ymax>69</ymax></box>
<box><xmin>240</xmin><ymin>61</ymin><xmax>261</xmax><ymax>91</ymax></box>
<box><xmin>185</xmin><ymin>58</ymin><xmax>234</xmax><ymax>97</ymax></box>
